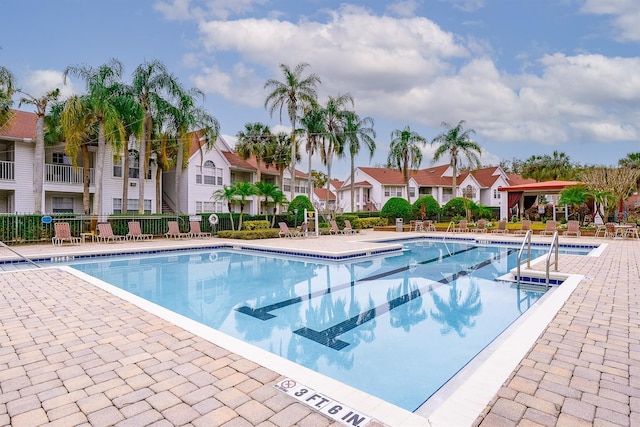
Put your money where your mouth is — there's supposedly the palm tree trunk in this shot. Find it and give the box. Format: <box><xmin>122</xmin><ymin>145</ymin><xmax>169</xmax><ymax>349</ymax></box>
<box><xmin>350</xmin><ymin>154</ymin><xmax>355</xmax><ymax>212</ymax></box>
<box><xmin>307</xmin><ymin>148</ymin><xmax>313</xmax><ymax>202</ymax></box>
<box><xmin>175</xmin><ymin>141</ymin><xmax>183</xmax><ymax>213</ymax></box>
<box><xmin>33</xmin><ymin>114</ymin><xmax>45</xmax><ymax>214</ymax></box>
<box><xmin>122</xmin><ymin>145</ymin><xmax>129</xmax><ymax>214</ymax></box>
<box><xmin>82</xmin><ymin>145</ymin><xmax>91</xmax><ymax>214</ymax></box>
<box><xmin>92</xmin><ymin>122</ymin><xmax>105</xmax><ymax>216</ymax></box>
<box><xmin>138</xmin><ymin>116</ymin><xmax>150</xmax><ymax>214</ymax></box>
<box><xmin>155</xmin><ymin>166</ymin><xmax>162</xmax><ymax>214</ymax></box>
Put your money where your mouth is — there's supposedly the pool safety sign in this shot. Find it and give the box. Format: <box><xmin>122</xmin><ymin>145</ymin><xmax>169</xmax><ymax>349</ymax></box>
<box><xmin>274</xmin><ymin>378</ymin><xmax>372</xmax><ymax>426</ymax></box>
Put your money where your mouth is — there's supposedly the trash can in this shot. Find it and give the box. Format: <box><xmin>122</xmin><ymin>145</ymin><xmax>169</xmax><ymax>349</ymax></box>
<box><xmin>396</xmin><ymin>218</ymin><xmax>403</xmax><ymax>232</ymax></box>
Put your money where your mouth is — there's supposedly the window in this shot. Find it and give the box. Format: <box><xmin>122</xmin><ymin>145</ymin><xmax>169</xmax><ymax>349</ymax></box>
<box><xmin>52</xmin><ymin>197</ymin><xmax>74</xmax><ymax>213</ymax></box>
<box><xmin>283</xmin><ymin>178</ymin><xmax>291</xmax><ymax>192</ymax></box>
<box><xmin>113</xmin><ymin>198</ymin><xmax>151</xmax><ymax>214</ymax></box>
<box><xmin>113</xmin><ymin>156</ymin><xmax>122</xmax><ymax>177</ymax></box>
<box><xmin>129</xmin><ymin>153</ymin><xmax>140</xmax><ymax>179</ymax></box>
<box><xmin>409</xmin><ymin>187</ymin><xmax>415</xmax><ymax>198</ymax></box>
<box><xmin>384</xmin><ymin>186</ymin><xmax>403</xmax><ymax>197</ymax></box>
<box><xmin>494</xmin><ymin>189</ymin><xmax>501</xmax><ymax>199</ymax></box>
<box><xmin>196</xmin><ymin>201</ymin><xmax>215</xmax><ymax>213</ymax></box>
<box><xmin>52</xmin><ymin>152</ymin><xmax>71</xmax><ymax>165</ymax></box>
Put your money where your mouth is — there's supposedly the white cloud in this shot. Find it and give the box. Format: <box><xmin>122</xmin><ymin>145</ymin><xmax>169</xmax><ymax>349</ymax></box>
<box><xmin>441</xmin><ymin>0</ymin><xmax>485</xmax><ymax>13</ymax></box>
<box><xmin>385</xmin><ymin>0</ymin><xmax>421</xmax><ymax>17</ymax></box>
<box><xmin>191</xmin><ymin>63</ymin><xmax>263</xmax><ymax>107</ymax></box>
<box><xmin>580</xmin><ymin>0</ymin><xmax>640</xmax><ymax>41</ymax></box>
<box><xmin>20</xmin><ymin>69</ymin><xmax>75</xmax><ymax>100</ymax></box>
<box><xmin>155</xmin><ymin>0</ymin><xmax>268</xmax><ymax>20</ymax></box>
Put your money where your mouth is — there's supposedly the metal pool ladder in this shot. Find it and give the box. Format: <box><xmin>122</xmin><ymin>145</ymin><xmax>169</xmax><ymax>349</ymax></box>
<box><xmin>516</xmin><ymin>230</ymin><xmax>559</xmax><ymax>289</ymax></box>
<box><xmin>0</xmin><ymin>240</ymin><xmax>41</xmax><ymax>269</ymax></box>
<box><xmin>516</xmin><ymin>230</ymin><xmax>532</xmax><ymax>285</ymax></box>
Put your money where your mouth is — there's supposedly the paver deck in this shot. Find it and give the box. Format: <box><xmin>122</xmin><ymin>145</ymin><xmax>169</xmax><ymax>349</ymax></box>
<box><xmin>0</xmin><ymin>231</ymin><xmax>638</xmax><ymax>426</ymax></box>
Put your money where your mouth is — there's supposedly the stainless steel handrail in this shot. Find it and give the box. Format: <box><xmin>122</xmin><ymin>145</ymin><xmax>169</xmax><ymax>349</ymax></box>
<box><xmin>516</xmin><ymin>229</ymin><xmax>532</xmax><ymax>284</ymax></box>
<box><xmin>0</xmin><ymin>241</ymin><xmax>40</xmax><ymax>269</ymax></box>
<box><xmin>546</xmin><ymin>231</ymin><xmax>560</xmax><ymax>288</ymax></box>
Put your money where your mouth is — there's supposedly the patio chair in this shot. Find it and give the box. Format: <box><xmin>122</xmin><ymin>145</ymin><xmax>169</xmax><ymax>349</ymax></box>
<box><xmin>96</xmin><ymin>223</ymin><xmax>124</xmax><ymax>243</ymax></box>
<box><xmin>563</xmin><ymin>220</ymin><xmax>581</xmax><ymax>237</ymax></box>
<box><xmin>539</xmin><ymin>221</ymin><xmax>558</xmax><ymax>236</ymax></box>
<box><xmin>189</xmin><ymin>221</ymin><xmax>211</xmax><ymax>238</ymax></box>
<box><xmin>472</xmin><ymin>219</ymin><xmax>488</xmax><ymax>233</ymax></box>
<box><xmin>422</xmin><ymin>220</ymin><xmax>436</xmax><ymax>232</ymax></box>
<box><xmin>278</xmin><ymin>222</ymin><xmax>296</xmax><ymax>238</ymax></box>
<box><xmin>344</xmin><ymin>219</ymin><xmax>357</xmax><ymax>234</ymax></box>
<box><xmin>51</xmin><ymin>222</ymin><xmax>82</xmax><ymax>246</ymax></box>
<box><xmin>127</xmin><ymin>221</ymin><xmax>153</xmax><ymax>241</ymax></box>
<box><xmin>594</xmin><ymin>224</ymin><xmax>607</xmax><ymax>238</ymax></box>
<box><xmin>513</xmin><ymin>220</ymin><xmax>531</xmax><ymax>236</ymax></box>
<box><xmin>604</xmin><ymin>222</ymin><xmax>618</xmax><ymax>239</ymax></box>
<box><xmin>453</xmin><ymin>220</ymin><xmax>470</xmax><ymax>233</ymax></box>
<box><xmin>625</xmin><ymin>224</ymin><xmax>640</xmax><ymax>239</ymax></box>
<box><xmin>165</xmin><ymin>221</ymin><xmax>191</xmax><ymax>239</ymax></box>
<box><xmin>492</xmin><ymin>219</ymin><xmax>508</xmax><ymax>234</ymax></box>
<box><xmin>329</xmin><ymin>220</ymin><xmax>342</xmax><ymax>235</ymax></box>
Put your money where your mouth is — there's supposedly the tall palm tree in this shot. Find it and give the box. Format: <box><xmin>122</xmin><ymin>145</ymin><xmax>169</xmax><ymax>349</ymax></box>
<box><xmin>344</xmin><ymin>111</ymin><xmax>376</xmax><ymax>212</ymax></box>
<box><xmin>264</xmin><ymin>62</ymin><xmax>321</xmax><ymax>201</ymax></box>
<box><xmin>213</xmin><ymin>185</ymin><xmax>237</xmax><ymax>231</ymax></box>
<box><xmin>19</xmin><ymin>89</ymin><xmax>60</xmax><ymax>213</ymax></box>
<box><xmin>130</xmin><ymin>60</ymin><xmax>184</xmax><ymax>213</ymax></box>
<box><xmin>431</xmin><ymin>120</ymin><xmax>481</xmax><ymax>200</ymax></box>
<box><xmin>387</xmin><ymin>126</ymin><xmax>426</xmax><ymax>204</ymax></box>
<box><xmin>619</xmin><ymin>152</ymin><xmax>640</xmax><ymax>197</ymax></box>
<box><xmin>165</xmin><ymin>88</ymin><xmax>219</xmax><ymax>213</ymax></box>
<box><xmin>63</xmin><ymin>58</ymin><xmax>127</xmax><ymax>215</ymax></box>
<box><xmin>0</xmin><ymin>66</ymin><xmax>16</xmax><ymax>130</ymax></box>
<box><xmin>235</xmin><ymin>122</ymin><xmax>271</xmax><ymax>183</ymax></box>
<box><xmin>320</xmin><ymin>93</ymin><xmax>353</xmax><ymax>210</ymax></box>
<box><xmin>299</xmin><ymin>105</ymin><xmax>325</xmax><ymax>198</ymax></box>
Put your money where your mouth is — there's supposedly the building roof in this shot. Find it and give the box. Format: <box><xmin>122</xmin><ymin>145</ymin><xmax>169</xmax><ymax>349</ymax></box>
<box><xmin>358</xmin><ymin>166</ymin><xmax>414</xmax><ymax>185</ymax></box>
<box><xmin>314</xmin><ymin>187</ymin><xmax>336</xmax><ymax>201</ymax></box>
<box><xmin>222</xmin><ymin>151</ymin><xmax>255</xmax><ymax>171</ymax></box>
<box><xmin>498</xmin><ymin>180</ymin><xmax>582</xmax><ymax>192</ymax></box>
<box><xmin>0</xmin><ymin>110</ymin><xmax>37</xmax><ymax>140</ymax></box>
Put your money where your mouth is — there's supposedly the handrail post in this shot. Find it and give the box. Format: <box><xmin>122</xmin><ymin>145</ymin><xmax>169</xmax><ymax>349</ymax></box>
<box><xmin>516</xmin><ymin>229</ymin><xmax>532</xmax><ymax>284</ymax></box>
<box><xmin>545</xmin><ymin>231</ymin><xmax>560</xmax><ymax>289</ymax></box>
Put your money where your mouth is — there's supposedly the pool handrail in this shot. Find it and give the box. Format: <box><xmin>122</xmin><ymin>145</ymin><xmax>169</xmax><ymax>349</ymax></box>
<box><xmin>0</xmin><ymin>240</ymin><xmax>40</xmax><ymax>268</ymax></box>
<box><xmin>516</xmin><ymin>229</ymin><xmax>532</xmax><ymax>284</ymax></box>
<box><xmin>545</xmin><ymin>231</ymin><xmax>560</xmax><ymax>288</ymax></box>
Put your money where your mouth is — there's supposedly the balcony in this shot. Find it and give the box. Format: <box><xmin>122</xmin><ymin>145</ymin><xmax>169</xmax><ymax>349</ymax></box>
<box><xmin>0</xmin><ymin>160</ymin><xmax>14</xmax><ymax>180</ymax></box>
<box><xmin>45</xmin><ymin>164</ymin><xmax>94</xmax><ymax>185</ymax></box>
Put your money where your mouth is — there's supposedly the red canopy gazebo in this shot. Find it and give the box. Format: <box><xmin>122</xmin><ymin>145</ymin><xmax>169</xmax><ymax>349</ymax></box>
<box><xmin>497</xmin><ymin>180</ymin><xmax>582</xmax><ymax>221</ymax></box>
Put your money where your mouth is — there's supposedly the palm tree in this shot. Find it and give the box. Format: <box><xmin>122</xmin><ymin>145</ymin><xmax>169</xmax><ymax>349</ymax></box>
<box><xmin>431</xmin><ymin>120</ymin><xmax>481</xmax><ymax>200</ymax></box>
<box><xmin>19</xmin><ymin>89</ymin><xmax>61</xmax><ymax>213</ymax></box>
<box><xmin>63</xmin><ymin>58</ymin><xmax>128</xmax><ymax>215</ymax></box>
<box><xmin>264</xmin><ymin>62</ymin><xmax>321</xmax><ymax>201</ymax></box>
<box><xmin>130</xmin><ymin>60</ymin><xmax>185</xmax><ymax>214</ymax></box>
<box><xmin>387</xmin><ymin>126</ymin><xmax>426</xmax><ymax>204</ymax></box>
<box><xmin>232</xmin><ymin>181</ymin><xmax>256</xmax><ymax>230</ymax></box>
<box><xmin>619</xmin><ymin>152</ymin><xmax>640</xmax><ymax>197</ymax></box>
<box><xmin>344</xmin><ymin>111</ymin><xmax>376</xmax><ymax>212</ymax></box>
<box><xmin>270</xmin><ymin>189</ymin><xmax>287</xmax><ymax>226</ymax></box>
<box><xmin>299</xmin><ymin>105</ymin><xmax>325</xmax><ymax>198</ymax></box>
<box><xmin>165</xmin><ymin>88</ymin><xmax>219</xmax><ymax>213</ymax></box>
<box><xmin>235</xmin><ymin>122</ymin><xmax>271</xmax><ymax>183</ymax></box>
<box><xmin>320</xmin><ymin>93</ymin><xmax>353</xmax><ymax>210</ymax></box>
<box><xmin>0</xmin><ymin>66</ymin><xmax>16</xmax><ymax>130</ymax></box>
<box><xmin>264</xmin><ymin>131</ymin><xmax>299</xmax><ymax>200</ymax></box>
<box><xmin>254</xmin><ymin>181</ymin><xmax>280</xmax><ymax>220</ymax></box>
<box><xmin>213</xmin><ymin>185</ymin><xmax>237</xmax><ymax>231</ymax></box>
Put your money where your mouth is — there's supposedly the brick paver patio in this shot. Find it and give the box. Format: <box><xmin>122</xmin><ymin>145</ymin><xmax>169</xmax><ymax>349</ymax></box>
<box><xmin>1</xmin><ymin>233</ymin><xmax>639</xmax><ymax>426</ymax></box>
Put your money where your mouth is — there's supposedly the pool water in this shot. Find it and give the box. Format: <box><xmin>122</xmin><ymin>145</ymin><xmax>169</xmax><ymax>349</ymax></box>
<box><xmin>66</xmin><ymin>240</ymin><xmax>581</xmax><ymax>411</ymax></box>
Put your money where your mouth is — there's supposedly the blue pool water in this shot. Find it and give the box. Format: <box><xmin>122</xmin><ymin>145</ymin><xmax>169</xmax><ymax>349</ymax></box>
<box><xmin>65</xmin><ymin>240</ymin><xmax>587</xmax><ymax>411</ymax></box>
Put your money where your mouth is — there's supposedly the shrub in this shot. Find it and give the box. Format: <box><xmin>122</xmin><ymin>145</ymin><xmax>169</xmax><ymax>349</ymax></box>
<box><xmin>412</xmin><ymin>196</ymin><xmax>440</xmax><ymax>219</ymax></box>
<box><xmin>217</xmin><ymin>228</ymin><xmax>280</xmax><ymax>239</ymax></box>
<box><xmin>357</xmin><ymin>217</ymin><xmax>388</xmax><ymax>228</ymax></box>
<box><xmin>242</xmin><ymin>220</ymin><xmax>270</xmax><ymax>230</ymax></box>
<box><xmin>442</xmin><ymin>197</ymin><xmax>467</xmax><ymax>218</ymax></box>
<box><xmin>287</xmin><ymin>195</ymin><xmax>314</xmax><ymax>225</ymax></box>
<box><xmin>380</xmin><ymin>197</ymin><xmax>413</xmax><ymax>222</ymax></box>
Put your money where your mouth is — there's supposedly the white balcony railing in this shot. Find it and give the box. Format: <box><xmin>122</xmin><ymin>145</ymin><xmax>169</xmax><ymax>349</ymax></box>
<box><xmin>0</xmin><ymin>160</ymin><xmax>14</xmax><ymax>180</ymax></box>
<box><xmin>45</xmin><ymin>164</ymin><xmax>94</xmax><ymax>184</ymax></box>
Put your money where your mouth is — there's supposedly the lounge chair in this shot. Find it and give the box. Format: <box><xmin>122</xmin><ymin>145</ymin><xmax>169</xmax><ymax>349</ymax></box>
<box><xmin>165</xmin><ymin>221</ymin><xmax>191</xmax><ymax>239</ymax></box>
<box><xmin>453</xmin><ymin>220</ymin><xmax>470</xmax><ymax>233</ymax></box>
<box><xmin>563</xmin><ymin>220</ymin><xmax>581</xmax><ymax>237</ymax></box>
<box><xmin>127</xmin><ymin>221</ymin><xmax>153</xmax><ymax>241</ymax></box>
<box><xmin>329</xmin><ymin>220</ymin><xmax>351</xmax><ymax>235</ymax></box>
<box><xmin>472</xmin><ymin>219</ymin><xmax>488</xmax><ymax>233</ymax></box>
<box><xmin>344</xmin><ymin>219</ymin><xmax>357</xmax><ymax>234</ymax></box>
<box><xmin>492</xmin><ymin>220</ymin><xmax>508</xmax><ymax>234</ymax></box>
<box><xmin>539</xmin><ymin>221</ymin><xmax>558</xmax><ymax>236</ymax></box>
<box><xmin>96</xmin><ymin>223</ymin><xmax>124</xmax><ymax>243</ymax></box>
<box><xmin>278</xmin><ymin>222</ymin><xmax>297</xmax><ymax>238</ymax></box>
<box><xmin>189</xmin><ymin>221</ymin><xmax>211</xmax><ymax>238</ymax></box>
<box><xmin>513</xmin><ymin>220</ymin><xmax>531</xmax><ymax>236</ymax></box>
<box><xmin>51</xmin><ymin>222</ymin><xmax>81</xmax><ymax>246</ymax></box>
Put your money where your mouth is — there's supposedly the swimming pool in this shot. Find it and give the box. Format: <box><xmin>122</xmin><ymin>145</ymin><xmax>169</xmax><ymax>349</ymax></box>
<box><xmin>65</xmin><ymin>239</ymin><xmax>589</xmax><ymax>411</ymax></box>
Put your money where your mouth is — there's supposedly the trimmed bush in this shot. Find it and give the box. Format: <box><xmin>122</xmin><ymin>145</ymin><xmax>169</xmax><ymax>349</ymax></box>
<box><xmin>217</xmin><ymin>228</ymin><xmax>281</xmax><ymax>239</ymax></box>
<box><xmin>287</xmin><ymin>195</ymin><xmax>314</xmax><ymax>225</ymax></box>
<box><xmin>357</xmin><ymin>217</ymin><xmax>388</xmax><ymax>228</ymax></box>
<box><xmin>242</xmin><ymin>220</ymin><xmax>270</xmax><ymax>230</ymax></box>
<box><xmin>412</xmin><ymin>196</ymin><xmax>440</xmax><ymax>219</ymax></box>
<box><xmin>380</xmin><ymin>197</ymin><xmax>413</xmax><ymax>222</ymax></box>
<box><xmin>442</xmin><ymin>197</ymin><xmax>468</xmax><ymax>218</ymax></box>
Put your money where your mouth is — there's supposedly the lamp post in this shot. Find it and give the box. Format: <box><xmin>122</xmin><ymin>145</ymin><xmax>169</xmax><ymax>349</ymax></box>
<box><xmin>294</xmin><ymin>209</ymin><xmax>298</xmax><ymax>228</ymax></box>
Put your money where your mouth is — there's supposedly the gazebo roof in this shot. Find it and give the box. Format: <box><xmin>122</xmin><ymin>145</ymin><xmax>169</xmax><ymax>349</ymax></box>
<box><xmin>498</xmin><ymin>180</ymin><xmax>582</xmax><ymax>194</ymax></box>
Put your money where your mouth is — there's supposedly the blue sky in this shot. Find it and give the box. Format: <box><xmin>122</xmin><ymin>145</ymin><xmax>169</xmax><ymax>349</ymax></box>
<box><xmin>3</xmin><ymin>0</ymin><xmax>639</xmax><ymax>178</ymax></box>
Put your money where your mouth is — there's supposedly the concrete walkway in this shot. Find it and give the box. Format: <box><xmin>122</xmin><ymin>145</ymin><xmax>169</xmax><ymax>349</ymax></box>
<box><xmin>0</xmin><ymin>232</ymin><xmax>638</xmax><ymax>426</ymax></box>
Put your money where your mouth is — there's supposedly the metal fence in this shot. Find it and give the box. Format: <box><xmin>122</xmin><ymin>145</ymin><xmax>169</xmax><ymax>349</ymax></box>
<box><xmin>0</xmin><ymin>213</ymin><xmax>298</xmax><ymax>245</ymax></box>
